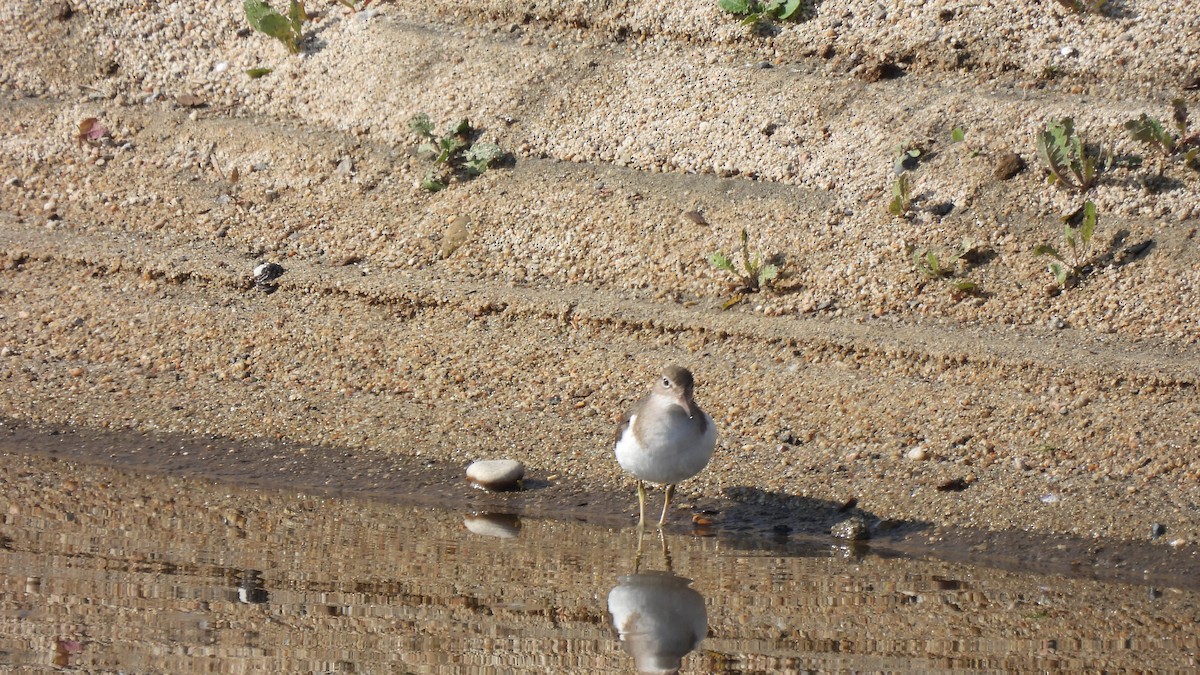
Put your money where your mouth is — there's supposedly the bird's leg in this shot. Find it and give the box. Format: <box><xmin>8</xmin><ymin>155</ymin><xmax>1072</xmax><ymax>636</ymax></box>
<box><xmin>636</xmin><ymin>480</ymin><xmax>648</xmax><ymax>528</ymax></box>
<box><xmin>658</xmin><ymin>483</ymin><xmax>675</xmax><ymax>526</ymax></box>
<box><xmin>633</xmin><ymin>519</ymin><xmax>646</xmax><ymax>573</ymax></box>
<box><xmin>658</xmin><ymin>528</ymin><xmax>673</xmax><ymax>573</ymax></box>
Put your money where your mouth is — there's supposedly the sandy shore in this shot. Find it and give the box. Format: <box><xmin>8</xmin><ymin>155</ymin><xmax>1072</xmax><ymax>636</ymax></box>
<box><xmin>1</xmin><ymin>0</ymin><xmax>1198</xmax><ymax>549</ymax></box>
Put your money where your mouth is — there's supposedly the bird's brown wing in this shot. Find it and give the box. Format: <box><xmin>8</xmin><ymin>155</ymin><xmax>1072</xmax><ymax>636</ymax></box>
<box><xmin>613</xmin><ymin>394</ymin><xmax>646</xmax><ymax>446</ymax></box>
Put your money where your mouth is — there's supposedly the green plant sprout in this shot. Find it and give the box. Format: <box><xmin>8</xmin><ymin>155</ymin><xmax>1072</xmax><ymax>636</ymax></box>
<box><xmin>244</xmin><ymin>0</ymin><xmax>306</xmax><ymax>54</ymax></box>
<box><xmin>1036</xmin><ymin>117</ymin><xmax>1110</xmax><ymax>192</ymax></box>
<box><xmin>951</xmin><ymin>127</ymin><xmax>966</xmax><ymax>144</ymax></box>
<box><xmin>709</xmin><ymin>228</ymin><xmax>780</xmax><ymax>306</ymax></box>
<box><xmin>1034</xmin><ymin>200</ymin><xmax>1099</xmax><ymax>289</ymax></box>
<box><xmin>893</xmin><ymin>143</ymin><xmax>923</xmax><ymax>174</ymax></box>
<box><xmin>888</xmin><ymin>173</ymin><xmax>914</xmax><ymax>218</ymax></box>
<box><xmin>408</xmin><ymin>114</ymin><xmax>503</xmax><ymax>192</ymax></box>
<box><xmin>909</xmin><ymin>239</ymin><xmax>979</xmax><ymax>294</ymax></box>
<box><xmin>1125</xmin><ymin>100</ymin><xmax>1199</xmax><ymax>164</ymax></box>
<box><xmin>1052</xmin><ymin>0</ymin><xmax>1106</xmax><ymax>13</ymax></box>
<box><xmin>718</xmin><ymin>0</ymin><xmax>807</xmax><ymax>26</ymax></box>
<box><xmin>463</xmin><ymin>143</ymin><xmax>504</xmax><ymax>174</ymax></box>
<box><xmin>1125</xmin><ymin>114</ymin><xmax>1177</xmax><ymax>156</ymax></box>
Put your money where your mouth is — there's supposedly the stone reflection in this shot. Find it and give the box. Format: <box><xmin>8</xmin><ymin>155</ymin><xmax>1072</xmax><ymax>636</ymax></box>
<box><xmin>463</xmin><ymin>512</ymin><xmax>522</xmax><ymax>538</ymax></box>
<box><xmin>607</xmin><ymin>530</ymin><xmax>708</xmax><ymax>674</ymax></box>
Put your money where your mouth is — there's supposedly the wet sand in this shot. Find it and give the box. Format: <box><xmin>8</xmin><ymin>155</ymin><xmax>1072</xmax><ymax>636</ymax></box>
<box><xmin>5</xmin><ymin>419</ymin><xmax>1200</xmax><ymax>591</ymax></box>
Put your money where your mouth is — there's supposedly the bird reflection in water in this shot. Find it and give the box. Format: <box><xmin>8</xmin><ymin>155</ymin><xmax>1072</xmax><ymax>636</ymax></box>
<box><xmin>607</xmin><ymin>529</ymin><xmax>708</xmax><ymax>674</ymax></box>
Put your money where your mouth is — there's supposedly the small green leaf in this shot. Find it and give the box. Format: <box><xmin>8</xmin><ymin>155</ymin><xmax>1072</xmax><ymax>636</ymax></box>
<box><xmin>409</xmin><ymin>113</ymin><xmax>434</xmax><ymax>139</ymax></box>
<box><xmin>888</xmin><ymin>173</ymin><xmax>911</xmax><ymax>216</ymax></box>
<box><xmin>1078</xmin><ymin>200</ymin><xmax>1097</xmax><ymax>248</ymax></box>
<box><xmin>245</xmin><ymin>67</ymin><xmax>273</xmax><ymax>78</ymax></box>
<box><xmin>1063</xmin><ymin>224</ymin><xmax>1078</xmax><ymax>257</ymax></box>
<box><xmin>718</xmin><ymin>0</ymin><xmax>752</xmax><ymax>14</ymax></box>
<box><xmin>1033</xmin><ymin>244</ymin><xmax>1063</xmax><ymax>261</ymax></box>
<box><xmin>951</xmin><ymin>280</ymin><xmax>977</xmax><ymax>292</ymax></box>
<box><xmin>925</xmin><ymin>250</ymin><xmax>941</xmax><ymax>276</ymax></box>
<box><xmin>1048</xmin><ymin>261</ymin><xmax>1069</xmax><ymax>287</ymax></box>
<box><xmin>758</xmin><ymin>264</ymin><xmax>779</xmax><ymax>284</ymax></box>
<box><xmin>942</xmin><ymin>246</ymin><xmax>965</xmax><ymax>269</ymax></box>
<box><xmin>709</xmin><ymin>252</ymin><xmax>735</xmax><ymax>273</ymax></box>
<box><xmin>951</xmin><ymin>127</ymin><xmax>965</xmax><ymax>143</ymax></box>
<box><xmin>245</xmin><ymin>0</ymin><xmax>299</xmax><ymax>54</ymax></box>
<box><xmin>434</xmin><ymin>136</ymin><xmax>466</xmax><ymax>164</ymax></box>
<box><xmin>244</xmin><ymin>0</ymin><xmax>280</xmax><ymax>29</ymax></box>
<box><xmin>776</xmin><ymin>0</ymin><xmax>802</xmax><ymax>20</ymax></box>
<box><xmin>449</xmin><ymin>119</ymin><xmax>471</xmax><ymax>138</ymax></box>
<box><xmin>421</xmin><ymin>171</ymin><xmax>446</xmax><ymax>192</ymax></box>
<box><xmin>287</xmin><ymin>0</ymin><xmax>307</xmax><ymax>35</ymax></box>
<box><xmin>743</xmin><ymin>255</ymin><xmax>759</xmax><ymax>279</ymax></box>
<box><xmin>464</xmin><ymin>143</ymin><xmax>502</xmax><ymax>174</ymax></box>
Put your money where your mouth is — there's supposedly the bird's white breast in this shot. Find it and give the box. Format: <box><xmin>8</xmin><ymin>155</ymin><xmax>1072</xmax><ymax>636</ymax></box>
<box><xmin>615</xmin><ymin>410</ymin><xmax>716</xmax><ymax>485</ymax></box>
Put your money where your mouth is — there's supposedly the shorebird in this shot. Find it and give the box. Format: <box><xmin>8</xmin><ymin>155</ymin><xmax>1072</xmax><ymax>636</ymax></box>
<box><xmin>614</xmin><ymin>366</ymin><xmax>717</xmax><ymax>526</ymax></box>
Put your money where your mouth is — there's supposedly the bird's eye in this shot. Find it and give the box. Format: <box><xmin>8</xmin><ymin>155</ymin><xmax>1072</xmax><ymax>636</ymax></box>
<box><xmin>662</xmin><ymin>377</ymin><xmax>671</xmax><ymax>388</ymax></box>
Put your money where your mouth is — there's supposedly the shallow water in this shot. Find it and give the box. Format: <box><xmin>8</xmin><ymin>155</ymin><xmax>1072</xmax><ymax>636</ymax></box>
<box><xmin>0</xmin><ymin>427</ymin><xmax>1198</xmax><ymax>671</ymax></box>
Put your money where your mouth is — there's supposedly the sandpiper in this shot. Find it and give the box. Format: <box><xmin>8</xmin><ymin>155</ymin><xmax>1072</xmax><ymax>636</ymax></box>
<box><xmin>614</xmin><ymin>366</ymin><xmax>717</xmax><ymax>526</ymax></box>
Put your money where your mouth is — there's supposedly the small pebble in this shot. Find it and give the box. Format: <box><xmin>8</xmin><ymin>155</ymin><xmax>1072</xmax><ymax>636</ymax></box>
<box><xmin>253</xmin><ymin>262</ymin><xmax>285</xmax><ymax>289</ymax></box>
<box><xmin>440</xmin><ymin>215</ymin><xmax>471</xmax><ymax>258</ymax></box>
<box><xmin>906</xmin><ymin>447</ymin><xmax>928</xmax><ymax>461</ymax></box>
<box><xmin>831</xmin><ymin>515</ymin><xmax>870</xmax><ymax>541</ymax></box>
<box><xmin>993</xmin><ymin>151</ymin><xmax>1025</xmax><ymax>180</ymax></box>
<box><xmin>466</xmin><ymin>459</ymin><xmax>525</xmax><ymax>491</ymax></box>
<box><xmin>936</xmin><ymin>477</ymin><xmax>970</xmax><ymax>492</ymax></box>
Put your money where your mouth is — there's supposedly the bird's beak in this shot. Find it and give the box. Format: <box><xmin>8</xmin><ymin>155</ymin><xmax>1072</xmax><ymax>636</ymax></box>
<box><xmin>677</xmin><ymin>391</ymin><xmax>697</xmax><ymax>419</ymax></box>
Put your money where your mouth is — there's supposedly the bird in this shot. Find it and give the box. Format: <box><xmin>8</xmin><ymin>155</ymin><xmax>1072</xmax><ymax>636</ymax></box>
<box><xmin>614</xmin><ymin>366</ymin><xmax>717</xmax><ymax>527</ymax></box>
